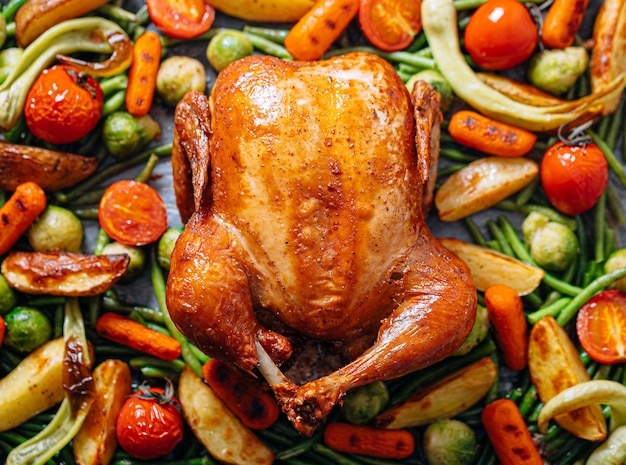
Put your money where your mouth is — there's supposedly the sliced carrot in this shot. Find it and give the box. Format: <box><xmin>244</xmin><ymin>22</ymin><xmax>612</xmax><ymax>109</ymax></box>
<box><xmin>284</xmin><ymin>0</ymin><xmax>359</xmax><ymax>61</ymax></box>
<box><xmin>448</xmin><ymin>110</ymin><xmax>537</xmax><ymax>157</ymax></box>
<box><xmin>95</xmin><ymin>312</ymin><xmax>181</xmax><ymax>361</ymax></box>
<box><xmin>0</xmin><ymin>182</ymin><xmax>47</xmax><ymax>256</ymax></box>
<box><xmin>323</xmin><ymin>422</ymin><xmax>415</xmax><ymax>460</ymax></box>
<box><xmin>202</xmin><ymin>358</ymin><xmax>280</xmax><ymax>430</ymax></box>
<box><xmin>125</xmin><ymin>31</ymin><xmax>162</xmax><ymax>116</ymax></box>
<box><xmin>484</xmin><ymin>284</ymin><xmax>529</xmax><ymax>370</ymax></box>
<box><xmin>482</xmin><ymin>398</ymin><xmax>543</xmax><ymax>465</ymax></box>
<box><xmin>541</xmin><ymin>0</ymin><xmax>590</xmax><ymax>49</ymax></box>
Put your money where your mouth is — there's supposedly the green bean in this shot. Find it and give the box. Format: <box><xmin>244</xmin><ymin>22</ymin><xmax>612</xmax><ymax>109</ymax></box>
<box><xmin>589</xmin><ymin>129</ymin><xmax>626</xmax><ymax>188</ymax></box>
<box><xmin>606</xmin><ymin>97</ymin><xmax>625</xmax><ymax>152</ymax></box>
<box><xmin>463</xmin><ymin>216</ymin><xmax>488</xmax><ymax>247</ymax></box>
<box><xmin>311</xmin><ymin>444</ymin><xmax>365</xmax><ymax>465</ymax></box>
<box><xmin>486</xmin><ymin>239</ymin><xmax>502</xmax><ymax>253</ymax></box>
<box><xmin>439</xmin><ymin>147</ymin><xmax>480</xmax><ymax>162</ymax></box>
<box><xmin>275</xmin><ymin>431</ymin><xmax>323</xmax><ymax>460</ymax></box>
<box><xmin>99</xmin><ymin>74</ymin><xmax>128</xmax><ymax>98</ymax></box>
<box><xmin>1</xmin><ymin>0</ymin><xmax>27</xmax><ymax>21</ymax></box>
<box><xmin>97</xmin><ymin>4</ymin><xmax>138</xmax><ymax>23</ymax></box>
<box><xmin>486</xmin><ymin>219</ymin><xmax>514</xmax><ymax>257</ymax></box>
<box><xmin>102</xmin><ymin>89</ymin><xmax>127</xmax><ymax>117</ymax></box>
<box><xmin>593</xmin><ymin>190</ymin><xmax>607</xmax><ymax>263</ymax></box>
<box><xmin>607</xmin><ymin>183</ymin><xmax>626</xmax><ymax>225</ymax></box>
<box><xmin>527</xmin><ymin>297</ymin><xmax>572</xmax><ymax>325</ymax></box>
<box><xmin>496</xmin><ymin>200</ymin><xmax>578</xmax><ymax>230</ymax></box>
<box><xmin>242</xmin><ymin>25</ymin><xmax>288</xmax><ymax>44</ymax></box>
<box><xmin>515</xmin><ymin>176</ymin><xmax>539</xmax><ymax>206</ymax></box>
<box><xmin>102</xmin><ymin>296</ymin><xmax>164</xmax><ymax>323</ymax></box>
<box><xmin>243</xmin><ymin>31</ymin><xmax>293</xmax><ymax>59</ymax></box>
<box><xmin>112</xmin><ymin>456</ymin><xmax>217</xmax><ymax>465</ymax></box>
<box><xmin>325</xmin><ymin>46</ymin><xmax>435</xmax><ymax>70</ymax></box>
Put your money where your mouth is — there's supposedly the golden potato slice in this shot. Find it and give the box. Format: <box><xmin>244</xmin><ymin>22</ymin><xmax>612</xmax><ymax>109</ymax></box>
<box><xmin>205</xmin><ymin>0</ymin><xmax>314</xmax><ymax>22</ymax></box>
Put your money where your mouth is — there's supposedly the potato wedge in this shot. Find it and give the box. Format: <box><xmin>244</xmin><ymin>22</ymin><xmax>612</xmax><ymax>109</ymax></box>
<box><xmin>206</xmin><ymin>0</ymin><xmax>315</xmax><ymax>22</ymax></box>
<box><xmin>477</xmin><ymin>73</ymin><xmax>568</xmax><ymax>107</ymax></box>
<box><xmin>0</xmin><ymin>337</ymin><xmax>65</xmax><ymax>432</ymax></box>
<box><xmin>374</xmin><ymin>357</ymin><xmax>497</xmax><ymax>429</ymax></box>
<box><xmin>528</xmin><ymin>316</ymin><xmax>607</xmax><ymax>441</ymax></box>
<box><xmin>0</xmin><ymin>141</ymin><xmax>98</xmax><ymax>192</ymax></box>
<box><xmin>435</xmin><ymin>157</ymin><xmax>538</xmax><ymax>222</ymax></box>
<box><xmin>439</xmin><ymin>237</ymin><xmax>544</xmax><ymax>295</ymax></box>
<box><xmin>1</xmin><ymin>251</ymin><xmax>129</xmax><ymax>296</ymax></box>
<box><xmin>178</xmin><ymin>365</ymin><xmax>274</xmax><ymax>465</ymax></box>
<box><xmin>73</xmin><ymin>359</ymin><xmax>132</xmax><ymax>465</ymax></box>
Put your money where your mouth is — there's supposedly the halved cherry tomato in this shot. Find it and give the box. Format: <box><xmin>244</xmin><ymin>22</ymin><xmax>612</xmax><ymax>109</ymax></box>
<box><xmin>576</xmin><ymin>290</ymin><xmax>626</xmax><ymax>364</ymax></box>
<box><xmin>463</xmin><ymin>0</ymin><xmax>538</xmax><ymax>70</ymax></box>
<box><xmin>116</xmin><ymin>383</ymin><xmax>184</xmax><ymax>460</ymax></box>
<box><xmin>146</xmin><ymin>0</ymin><xmax>215</xmax><ymax>39</ymax></box>
<box><xmin>540</xmin><ymin>141</ymin><xmax>608</xmax><ymax>216</ymax></box>
<box><xmin>358</xmin><ymin>0</ymin><xmax>422</xmax><ymax>52</ymax></box>
<box><xmin>24</xmin><ymin>65</ymin><xmax>103</xmax><ymax>145</ymax></box>
<box><xmin>98</xmin><ymin>180</ymin><xmax>168</xmax><ymax>246</ymax></box>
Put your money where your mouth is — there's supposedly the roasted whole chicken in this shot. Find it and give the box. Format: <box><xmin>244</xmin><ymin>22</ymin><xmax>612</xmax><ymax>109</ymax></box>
<box><xmin>166</xmin><ymin>52</ymin><xmax>477</xmax><ymax>436</ymax></box>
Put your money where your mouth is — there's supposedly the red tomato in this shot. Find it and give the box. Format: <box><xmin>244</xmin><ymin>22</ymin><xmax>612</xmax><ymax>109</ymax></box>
<box><xmin>98</xmin><ymin>180</ymin><xmax>168</xmax><ymax>246</ymax></box>
<box><xmin>463</xmin><ymin>0</ymin><xmax>538</xmax><ymax>70</ymax></box>
<box><xmin>576</xmin><ymin>290</ymin><xmax>626</xmax><ymax>364</ymax></box>
<box><xmin>116</xmin><ymin>384</ymin><xmax>184</xmax><ymax>459</ymax></box>
<box><xmin>540</xmin><ymin>141</ymin><xmax>608</xmax><ymax>215</ymax></box>
<box><xmin>146</xmin><ymin>0</ymin><xmax>215</xmax><ymax>39</ymax></box>
<box><xmin>24</xmin><ymin>65</ymin><xmax>103</xmax><ymax>145</ymax></box>
<box><xmin>359</xmin><ymin>0</ymin><xmax>422</xmax><ymax>52</ymax></box>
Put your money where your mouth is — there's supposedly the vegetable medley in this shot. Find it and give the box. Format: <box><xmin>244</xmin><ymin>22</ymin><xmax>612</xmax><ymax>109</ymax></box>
<box><xmin>0</xmin><ymin>0</ymin><xmax>625</xmax><ymax>464</ymax></box>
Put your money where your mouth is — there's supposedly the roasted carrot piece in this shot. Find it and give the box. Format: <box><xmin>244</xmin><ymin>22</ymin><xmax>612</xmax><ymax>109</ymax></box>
<box><xmin>0</xmin><ymin>181</ymin><xmax>47</xmax><ymax>256</ymax></box>
<box><xmin>284</xmin><ymin>0</ymin><xmax>359</xmax><ymax>61</ymax></box>
<box><xmin>125</xmin><ymin>31</ymin><xmax>161</xmax><ymax>116</ymax></box>
<box><xmin>202</xmin><ymin>358</ymin><xmax>280</xmax><ymax>430</ymax></box>
<box><xmin>484</xmin><ymin>284</ymin><xmax>529</xmax><ymax>370</ymax></box>
<box><xmin>482</xmin><ymin>398</ymin><xmax>543</xmax><ymax>465</ymax></box>
<box><xmin>323</xmin><ymin>422</ymin><xmax>415</xmax><ymax>460</ymax></box>
<box><xmin>95</xmin><ymin>312</ymin><xmax>181</xmax><ymax>361</ymax></box>
<box><xmin>541</xmin><ymin>0</ymin><xmax>590</xmax><ymax>50</ymax></box>
<box><xmin>448</xmin><ymin>110</ymin><xmax>537</xmax><ymax>158</ymax></box>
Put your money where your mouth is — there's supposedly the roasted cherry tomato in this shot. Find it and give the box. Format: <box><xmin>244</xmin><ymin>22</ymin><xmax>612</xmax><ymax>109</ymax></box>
<box><xmin>116</xmin><ymin>383</ymin><xmax>184</xmax><ymax>460</ymax></box>
<box><xmin>540</xmin><ymin>141</ymin><xmax>608</xmax><ymax>216</ymax></box>
<box><xmin>24</xmin><ymin>65</ymin><xmax>103</xmax><ymax>145</ymax></box>
<box><xmin>463</xmin><ymin>0</ymin><xmax>538</xmax><ymax>70</ymax></box>
<box><xmin>358</xmin><ymin>0</ymin><xmax>422</xmax><ymax>52</ymax></box>
<box><xmin>146</xmin><ymin>0</ymin><xmax>215</xmax><ymax>39</ymax></box>
<box><xmin>98</xmin><ymin>180</ymin><xmax>168</xmax><ymax>246</ymax></box>
<box><xmin>576</xmin><ymin>290</ymin><xmax>626</xmax><ymax>364</ymax></box>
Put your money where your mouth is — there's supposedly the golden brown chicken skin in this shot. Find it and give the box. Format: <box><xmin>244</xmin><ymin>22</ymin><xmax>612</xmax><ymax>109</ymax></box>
<box><xmin>166</xmin><ymin>52</ymin><xmax>477</xmax><ymax>436</ymax></box>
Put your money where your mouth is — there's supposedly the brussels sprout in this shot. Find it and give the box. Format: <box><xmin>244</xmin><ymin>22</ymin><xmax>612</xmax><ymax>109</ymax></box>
<box><xmin>207</xmin><ymin>30</ymin><xmax>253</xmax><ymax>72</ymax></box>
<box><xmin>522</xmin><ymin>211</ymin><xmax>579</xmax><ymax>272</ymax></box>
<box><xmin>341</xmin><ymin>381</ymin><xmax>390</xmax><ymax>425</ymax></box>
<box><xmin>0</xmin><ymin>273</ymin><xmax>17</xmax><ymax>316</ymax></box>
<box><xmin>605</xmin><ymin>249</ymin><xmax>626</xmax><ymax>293</ymax></box>
<box><xmin>28</xmin><ymin>205</ymin><xmax>83</xmax><ymax>253</ymax></box>
<box><xmin>0</xmin><ymin>48</ymin><xmax>23</xmax><ymax>86</ymax></box>
<box><xmin>157</xmin><ymin>227</ymin><xmax>183</xmax><ymax>270</ymax></box>
<box><xmin>423</xmin><ymin>419</ymin><xmax>479</xmax><ymax>465</ymax></box>
<box><xmin>101</xmin><ymin>241</ymin><xmax>146</xmax><ymax>282</ymax></box>
<box><xmin>527</xmin><ymin>47</ymin><xmax>588</xmax><ymax>95</ymax></box>
<box><xmin>156</xmin><ymin>55</ymin><xmax>207</xmax><ymax>107</ymax></box>
<box><xmin>102</xmin><ymin>111</ymin><xmax>161</xmax><ymax>159</ymax></box>
<box><xmin>405</xmin><ymin>69</ymin><xmax>454</xmax><ymax>112</ymax></box>
<box><xmin>453</xmin><ymin>304</ymin><xmax>489</xmax><ymax>356</ymax></box>
<box><xmin>3</xmin><ymin>306</ymin><xmax>52</xmax><ymax>353</ymax></box>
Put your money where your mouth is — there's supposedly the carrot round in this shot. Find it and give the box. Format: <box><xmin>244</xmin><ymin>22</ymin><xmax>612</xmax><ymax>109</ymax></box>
<box><xmin>484</xmin><ymin>284</ymin><xmax>528</xmax><ymax>370</ymax></box>
<box><xmin>125</xmin><ymin>30</ymin><xmax>162</xmax><ymax>116</ymax></box>
<box><xmin>202</xmin><ymin>358</ymin><xmax>280</xmax><ymax>430</ymax></box>
<box><xmin>448</xmin><ymin>110</ymin><xmax>537</xmax><ymax>157</ymax></box>
<box><xmin>541</xmin><ymin>0</ymin><xmax>590</xmax><ymax>49</ymax></box>
<box><xmin>284</xmin><ymin>0</ymin><xmax>359</xmax><ymax>61</ymax></box>
<box><xmin>0</xmin><ymin>181</ymin><xmax>47</xmax><ymax>256</ymax></box>
<box><xmin>482</xmin><ymin>398</ymin><xmax>543</xmax><ymax>465</ymax></box>
<box><xmin>95</xmin><ymin>312</ymin><xmax>181</xmax><ymax>361</ymax></box>
<box><xmin>323</xmin><ymin>422</ymin><xmax>415</xmax><ymax>460</ymax></box>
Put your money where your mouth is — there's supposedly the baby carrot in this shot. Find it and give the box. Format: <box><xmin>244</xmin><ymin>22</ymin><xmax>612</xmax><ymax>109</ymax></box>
<box><xmin>484</xmin><ymin>284</ymin><xmax>528</xmax><ymax>370</ymax></box>
<box><xmin>323</xmin><ymin>422</ymin><xmax>415</xmax><ymax>460</ymax></box>
<box><xmin>202</xmin><ymin>358</ymin><xmax>280</xmax><ymax>430</ymax></box>
<box><xmin>125</xmin><ymin>31</ymin><xmax>161</xmax><ymax>116</ymax></box>
<box><xmin>541</xmin><ymin>0</ymin><xmax>590</xmax><ymax>49</ymax></box>
<box><xmin>284</xmin><ymin>0</ymin><xmax>359</xmax><ymax>61</ymax></box>
<box><xmin>0</xmin><ymin>181</ymin><xmax>47</xmax><ymax>256</ymax></box>
<box><xmin>95</xmin><ymin>312</ymin><xmax>181</xmax><ymax>361</ymax></box>
<box><xmin>482</xmin><ymin>398</ymin><xmax>543</xmax><ymax>465</ymax></box>
<box><xmin>448</xmin><ymin>110</ymin><xmax>537</xmax><ymax>157</ymax></box>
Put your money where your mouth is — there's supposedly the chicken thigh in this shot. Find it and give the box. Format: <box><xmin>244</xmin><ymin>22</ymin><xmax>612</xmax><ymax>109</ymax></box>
<box><xmin>166</xmin><ymin>52</ymin><xmax>477</xmax><ymax>436</ymax></box>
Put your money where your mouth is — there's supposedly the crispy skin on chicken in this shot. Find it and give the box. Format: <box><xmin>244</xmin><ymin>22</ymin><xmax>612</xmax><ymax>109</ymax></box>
<box><xmin>166</xmin><ymin>53</ymin><xmax>477</xmax><ymax>436</ymax></box>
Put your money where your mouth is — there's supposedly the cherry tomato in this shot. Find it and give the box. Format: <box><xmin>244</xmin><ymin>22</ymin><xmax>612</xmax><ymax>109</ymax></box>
<box><xmin>146</xmin><ymin>0</ymin><xmax>215</xmax><ymax>39</ymax></box>
<box><xmin>116</xmin><ymin>383</ymin><xmax>184</xmax><ymax>460</ymax></box>
<box><xmin>540</xmin><ymin>141</ymin><xmax>608</xmax><ymax>216</ymax></box>
<box><xmin>98</xmin><ymin>180</ymin><xmax>168</xmax><ymax>246</ymax></box>
<box><xmin>463</xmin><ymin>0</ymin><xmax>538</xmax><ymax>70</ymax></box>
<box><xmin>359</xmin><ymin>0</ymin><xmax>422</xmax><ymax>52</ymax></box>
<box><xmin>576</xmin><ymin>290</ymin><xmax>626</xmax><ymax>364</ymax></box>
<box><xmin>24</xmin><ymin>65</ymin><xmax>103</xmax><ymax>145</ymax></box>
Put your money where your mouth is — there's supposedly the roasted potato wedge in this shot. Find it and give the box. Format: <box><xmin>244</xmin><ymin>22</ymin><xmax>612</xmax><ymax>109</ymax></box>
<box><xmin>205</xmin><ymin>0</ymin><xmax>314</xmax><ymax>22</ymax></box>
<box><xmin>73</xmin><ymin>359</ymin><xmax>132</xmax><ymax>465</ymax></box>
<box><xmin>1</xmin><ymin>251</ymin><xmax>129</xmax><ymax>296</ymax></box>
<box><xmin>374</xmin><ymin>357</ymin><xmax>497</xmax><ymax>429</ymax></box>
<box><xmin>528</xmin><ymin>316</ymin><xmax>607</xmax><ymax>441</ymax></box>
<box><xmin>178</xmin><ymin>365</ymin><xmax>274</xmax><ymax>465</ymax></box>
<box><xmin>435</xmin><ymin>157</ymin><xmax>538</xmax><ymax>222</ymax></box>
<box><xmin>439</xmin><ymin>237</ymin><xmax>545</xmax><ymax>295</ymax></box>
<box><xmin>477</xmin><ymin>72</ymin><xmax>567</xmax><ymax>107</ymax></box>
